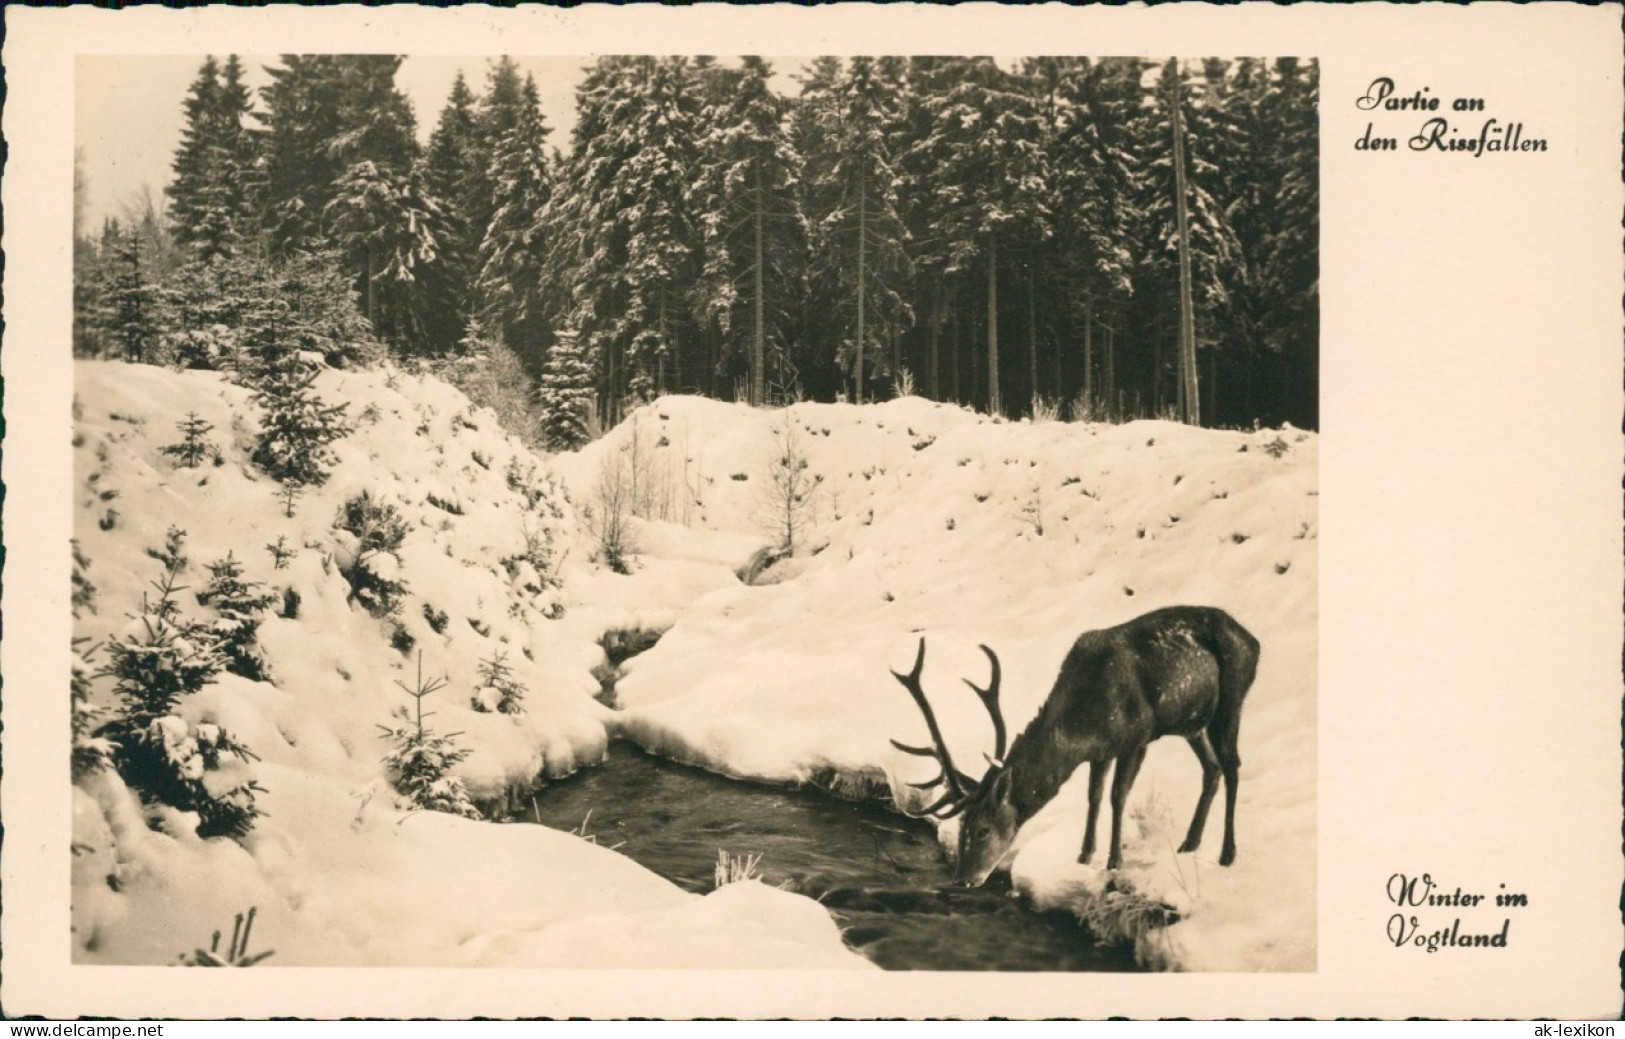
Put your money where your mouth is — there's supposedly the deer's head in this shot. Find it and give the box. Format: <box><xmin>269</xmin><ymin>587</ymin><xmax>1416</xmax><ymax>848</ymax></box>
<box><xmin>889</xmin><ymin>638</ymin><xmax>1014</xmax><ymax>887</ymax></box>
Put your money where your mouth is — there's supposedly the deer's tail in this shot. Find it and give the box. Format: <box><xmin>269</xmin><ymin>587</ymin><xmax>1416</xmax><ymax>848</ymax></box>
<box><xmin>1202</xmin><ymin>609</ymin><xmax>1261</xmax><ymax>712</ymax></box>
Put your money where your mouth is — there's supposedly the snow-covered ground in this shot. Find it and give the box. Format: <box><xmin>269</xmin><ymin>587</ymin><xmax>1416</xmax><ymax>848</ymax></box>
<box><xmin>71</xmin><ymin>360</ymin><xmax>1315</xmax><ymax>972</ymax></box>
<box><xmin>70</xmin><ymin>361</ymin><xmax>869</xmax><ymax>970</ymax></box>
<box><xmin>554</xmin><ymin>395</ymin><xmax>1318</xmax><ymax>972</ymax></box>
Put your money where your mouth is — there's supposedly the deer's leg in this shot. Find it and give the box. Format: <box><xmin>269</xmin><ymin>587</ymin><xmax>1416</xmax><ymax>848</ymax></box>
<box><xmin>1214</xmin><ymin>722</ymin><xmax>1242</xmax><ymax>866</ymax></box>
<box><xmin>1178</xmin><ymin>731</ymin><xmax>1222</xmax><ymax>854</ymax></box>
<box><xmin>1079</xmin><ymin>760</ymin><xmax>1108</xmax><ymax>864</ymax></box>
<box><xmin>1106</xmin><ymin>746</ymin><xmax>1147</xmax><ymax>871</ymax></box>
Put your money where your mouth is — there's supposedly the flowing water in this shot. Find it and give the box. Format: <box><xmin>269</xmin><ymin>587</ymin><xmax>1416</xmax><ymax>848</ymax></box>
<box><xmin>523</xmin><ymin>741</ymin><xmax>1143</xmax><ymax>972</ymax></box>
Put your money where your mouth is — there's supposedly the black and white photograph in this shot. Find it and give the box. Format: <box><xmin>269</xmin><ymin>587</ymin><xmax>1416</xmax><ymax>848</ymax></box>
<box><xmin>5</xmin><ymin>2</ymin><xmax>1621</xmax><ymax>1021</ymax></box>
<box><xmin>66</xmin><ymin>48</ymin><xmax>1319</xmax><ymax>973</ymax></box>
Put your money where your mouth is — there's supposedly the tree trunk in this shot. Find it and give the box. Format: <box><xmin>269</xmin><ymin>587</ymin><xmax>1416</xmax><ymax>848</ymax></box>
<box><xmin>1083</xmin><ymin>308</ymin><xmax>1094</xmax><ymax>417</ymax></box>
<box><xmin>855</xmin><ymin>170</ymin><xmax>868</xmax><ymax>405</ymax></box>
<box><xmin>1104</xmin><ymin>324</ymin><xmax>1115</xmax><ymax>421</ymax></box>
<box><xmin>1027</xmin><ymin>263</ymin><xmax>1038</xmax><ymax>414</ymax></box>
<box><xmin>986</xmin><ymin>237</ymin><xmax>1000</xmax><ymax>416</ymax></box>
<box><xmin>950</xmin><ymin>289</ymin><xmax>962</xmax><ymax>404</ymax></box>
<box><xmin>1171</xmin><ymin>64</ymin><xmax>1200</xmax><ymax>425</ymax></box>
<box><xmin>657</xmin><ymin>292</ymin><xmax>668</xmax><ymax>393</ymax></box>
<box><xmin>929</xmin><ymin>279</ymin><xmax>942</xmax><ymax>400</ymax></box>
<box><xmin>752</xmin><ymin>164</ymin><xmax>765</xmax><ymax>406</ymax></box>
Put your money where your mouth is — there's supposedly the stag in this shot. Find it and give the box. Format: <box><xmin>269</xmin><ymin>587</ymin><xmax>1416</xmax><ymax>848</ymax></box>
<box><xmin>889</xmin><ymin>606</ymin><xmax>1259</xmax><ymax>885</ymax></box>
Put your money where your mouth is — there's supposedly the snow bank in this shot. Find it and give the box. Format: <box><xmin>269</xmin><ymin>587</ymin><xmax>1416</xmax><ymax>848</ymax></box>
<box><xmin>70</xmin><ymin>361</ymin><xmax>870</xmax><ymax>970</ymax></box>
<box><xmin>556</xmin><ymin>395</ymin><xmax>1318</xmax><ymax>972</ymax></box>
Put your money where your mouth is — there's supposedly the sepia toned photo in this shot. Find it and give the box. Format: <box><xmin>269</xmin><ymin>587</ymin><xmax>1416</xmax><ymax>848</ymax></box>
<box><xmin>6</xmin><ymin>2</ymin><xmax>1621</xmax><ymax>1021</ymax></box>
<box><xmin>68</xmin><ymin>50</ymin><xmax>1317</xmax><ymax>974</ymax></box>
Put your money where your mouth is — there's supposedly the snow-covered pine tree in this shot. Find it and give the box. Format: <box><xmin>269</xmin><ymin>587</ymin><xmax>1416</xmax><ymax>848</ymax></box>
<box><xmin>72</xmin><ymin>638</ymin><xmax>115</xmax><ymax>782</ymax></box>
<box><xmin>475</xmin><ymin>74</ymin><xmax>554</xmax><ymax>372</ymax></box>
<box><xmin>196</xmin><ymin>551</ymin><xmax>277</xmax><ymax>681</ymax></box>
<box><xmin>377</xmin><ymin>654</ymin><xmax>481</xmax><ymax>818</ymax></box>
<box><xmin>334</xmin><ymin>490</ymin><xmax>410</xmax><ymax>617</ymax></box>
<box><xmin>465</xmin><ymin>57</ymin><xmax>531</xmax><ymax>270</ymax></box>
<box><xmin>161</xmin><ymin>412</ymin><xmax>219</xmax><ymax>468</ymax></box>
<box><xmin>471</xmin><ymin>649</ymin><xmax>525</xmax><ymax>715</ymax></box>
<box><xmin>536</xmin><ymin>327</ymin><xmax>596</xmax><ymax>452</ymax></box>
<box><xmin>103</xmin><ymin>228</ymin><xmax>171</xmax><ymax>364</ymax></box>
<box><xmin>326</xmin><ymin>158</ymin><xmax>460</xmax><ymax>356</ymax></box>
<box><xmin>259</xmin><ymin>55</ymin><xmax>418</xmax><ymax>257</ymax></box>
<box><xmin>906</xmin><ymin>57</ymin><xmax>1050</xmax><ymax>417</ymax></box>
<box><xmin>692</xmin><ymin>57</ymin><xmax>805</xmax><ymax>405</ymax></box>
<box><xmin>807</xmin><ymin>57</ymin><xmax>913</xmax><ymax>405</ymax></box>
<box><xmin>423</xmin><ymin>71</ymin><xmax>482</xmax><ymax>349</ymax></box>
<box><xmin>1121</xmin><ymin>58</ymin><xmax>1241</xmax><ymax>423</ymax></box>
<box><xmin>616</xmin><ymin>57</ymin><xmax>701</xmax><ymax>401</ymax></box>
<box><xmin>96</xmin><ymin>543</ymin><xmax>264</xmax><ymax>839</ymax></box>
<box><xmin>247</xmin><ymin>352</ymin><xmax>353</xmax><ymax>487</ymax></box>
<box><xmin>168</xmin><ymin>55</ymin><xmax>258</xmax><ymax>262</ymax></box>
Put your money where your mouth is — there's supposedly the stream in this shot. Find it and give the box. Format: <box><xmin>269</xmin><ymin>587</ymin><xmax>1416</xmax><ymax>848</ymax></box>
<box><xmin>521</xmin><ymin>741</ymin><xmax>1143</xmax><ymax>972</ymax></box>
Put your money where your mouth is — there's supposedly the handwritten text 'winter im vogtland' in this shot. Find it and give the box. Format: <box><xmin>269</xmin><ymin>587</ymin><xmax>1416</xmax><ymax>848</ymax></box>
<box><xmin>1386</xmin><ymin>872</ymin><xmax>1529</xmax><ymax>953</ymax></box>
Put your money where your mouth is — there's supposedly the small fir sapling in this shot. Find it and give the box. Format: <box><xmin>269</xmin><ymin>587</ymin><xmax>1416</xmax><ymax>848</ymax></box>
<box><xmin>377</xmin><ymin>653</ymin><xmax>481</xmax><ymax>819</ymax></box>
<box><xmin>265</xmin><ymin>535</ymin><xmax>295</xmax><ymax>570</ymax></box>
<box><xmin>277</xmin><ymin>484</ymin><xmax>302</xmax><ymax>519</ymax></box>
<box><xmin>760</xmin><ymin>413</ymin><xmax>822</xmax><ymax>555</ymax></box>
<box><xmin>247</xmin><ymin>354</ymin><xmax>353</xmax><ymax>487</ymax></box>
<box><xmin>180</xmin><ymin>906</ymin><xmax>275</xmax><ymax>967</ymax></box>
<box><xmin>334</xmin><ymin>492</ymin><xmax>410</xmax><ymax>617</ymax></box>
<box><xmin>72</xmin><ymin>639</ymin><xmax>115</xmax><ymax>782</ymax></box>
<box><xmin>196</xmin><ymin>552</ymin><xmax>277</xmax><ymax>681</ymax></box>
<box><xmin>471</xmin><ymin>649</ymin><xmax>526</xmax><ymax>716</ymax></box>
<box><xmin>146</xmin><ymin>525</ymin><xmax>191</xmax><ymax>577</ymax></box>
<box><xmin>160</xmin><ymin>412</ymin><xmax>219</xmax><ymax>468</ymax></box>
<box><xmin>72</xmin><ymin>540</ymin><xmax>98</xmax><ymax>617</ymax></box>
<box><xmin>96</xmin><ymin>540</ymin><xmax>264</xmax><ymax>839</ymax></box>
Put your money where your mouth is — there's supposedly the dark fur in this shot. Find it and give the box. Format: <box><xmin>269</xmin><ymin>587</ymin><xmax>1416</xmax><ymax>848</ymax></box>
<box><xmin>958</xmin><ymin>606</ymin><xmax>1259</xmax><ymax>880</ymax></box>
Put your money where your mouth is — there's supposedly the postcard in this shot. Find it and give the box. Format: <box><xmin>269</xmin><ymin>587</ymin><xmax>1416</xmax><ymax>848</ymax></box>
<box><xmin>3</xmin><ymin>2</ymin><xmax>1620</xmax><ymax>1020</ymax></box>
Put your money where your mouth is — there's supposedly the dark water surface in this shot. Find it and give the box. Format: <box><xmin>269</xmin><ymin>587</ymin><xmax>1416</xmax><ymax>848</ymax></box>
<box><xmin>525</xmin><ymin>741</ymin><xmax>1142</xmax><ymax>972</ymax></box>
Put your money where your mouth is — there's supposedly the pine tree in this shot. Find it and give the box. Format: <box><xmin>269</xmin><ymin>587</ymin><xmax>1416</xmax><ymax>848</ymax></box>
<box><xmin>377</xmin><ymin>654</ymin><xmax>482</xmax><ymax>818</ymax></box>
<box><xmin>544</xmin><ymin>57</ymin><xmax>703</xmax><ymax>417</ymax></box>
<box><xmin>161</xmin><ymin>412</ymin><xmax>218</xmax><ymax>468</ymax></box>
<box><xmin>96</xmin><ymin>544</ymin><xmax>263</xmax><ymax>839</ymax></box>
<box><xmin>169</xmin><ymin>55</ymin><xmax>258</xmax><ymax>261</ymax></box>
<box><xmin>466</xmin><ymin>58</ymin><xmax>531</xmax><ymax>260</ymax></box>
<box><xmin>260</xmin><ymin>55</ymin><xmax>418</xmax><ymax>257</ymax></box>
<box><xmin>1123</xmin><ymin>58</ymin><xmax>1241</xmax><ymax>422</ymax></box>
<box><xmin>907</xmin><ymin>57</ymin><xmax>1050</xmax><ymax>415</ymax></box>
<box><xmin>692</xmin><ymin>57</ymin><xmax>805</xmax><ymax>404</ymax></box>
<box><xmin>536</xmin><ymin>327</ymin><xmax>595</xmax><ymax>451</ymax></box>
<box><xmin>471</xmin><ymin>649</ymin><xmax>526</xmax><ymax>715</ymax></box>
<box><xmin>326</xmin><ymin>159</ymin><xmax>459</xmax><ymax>356</ymax></box>
<box><xmin>196</xmin><ymin>552</ymin><xmax>277</xmax><ymax>681</ymax></box>
<box><xmin>247</xmin><ymin>354</ymin><xmax>353</xmax><ymax>487</ymax></box>
<box><xmin>424</xmin><ymin>71</ymin><xmax>482</xmax><ymax>348</ymax></box>
<box><xmin>72</xmin><ymin>639</ymin><xmax>115</xmax><ymax>782</ymax></box>
<box><xmin>475</xmin><ymin>74</ymin><xmax>553</xmax><ymax>371</ymax></box>
<box><xmin>103</xmin><ymin>227</ymin><xmax>171</xmax><ymax>363</ymax></box>
<box><xmin>807</xmin><ymin>57</ymin><xmax>913</xmax><ymax>404</ymax></box>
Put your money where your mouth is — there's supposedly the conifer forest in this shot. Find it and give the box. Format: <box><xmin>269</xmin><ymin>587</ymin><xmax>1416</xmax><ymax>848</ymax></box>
<box><xmin>74</xmin><ymin>55</ymin><xmax>1319</xmax><ymax>436</ymax></box>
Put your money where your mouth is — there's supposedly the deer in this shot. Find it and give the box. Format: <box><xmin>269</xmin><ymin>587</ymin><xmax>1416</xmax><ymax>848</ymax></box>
<box><xmin>888</xmin><ymin>605</ymin><xmax>1259</xmax><ymax>886</ymax></box>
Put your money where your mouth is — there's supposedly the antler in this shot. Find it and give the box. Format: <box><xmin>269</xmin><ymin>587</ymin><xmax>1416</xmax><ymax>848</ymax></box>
<box><xmin>964</xmin><ymin>644</ymin><xmax>1007</xmax><ymax>764</ymax></box>
<box><xmin>889</xmin><ymin>638</ymin><xmax>978</xmax><ymax>818</ymax></box>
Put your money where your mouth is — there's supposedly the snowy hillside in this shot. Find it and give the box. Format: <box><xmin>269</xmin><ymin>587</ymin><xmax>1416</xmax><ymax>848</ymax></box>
<box><xmin>553</xmin><ymin>395</ymin><xmax>1318</xmax><ymax>972</ymax></box>
<box><xmin>71</xmin><ymin>361</ymin><xmax>1315</xmax><ymax>972</ymax></box>
<box><xmin>69</xmin><ymin>360</ymin><xmax>869</xmax><ymax>969</ymax></box>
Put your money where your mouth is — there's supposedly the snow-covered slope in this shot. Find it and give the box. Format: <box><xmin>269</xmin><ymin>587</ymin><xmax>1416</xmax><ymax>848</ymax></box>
<box><xmin>554</xmin><ymin>395</ymin><xmax>1318</xmax><ymax>972</ymax></box>
<box><xmin>69</xmin><ymin>361</ymin><xmax>871</xmax><ymax>969</ymax></box>
<box><xmin>72</xmin><ymin>361</ymin><xmax>1314</xmax><ymax>972</ymax></box>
